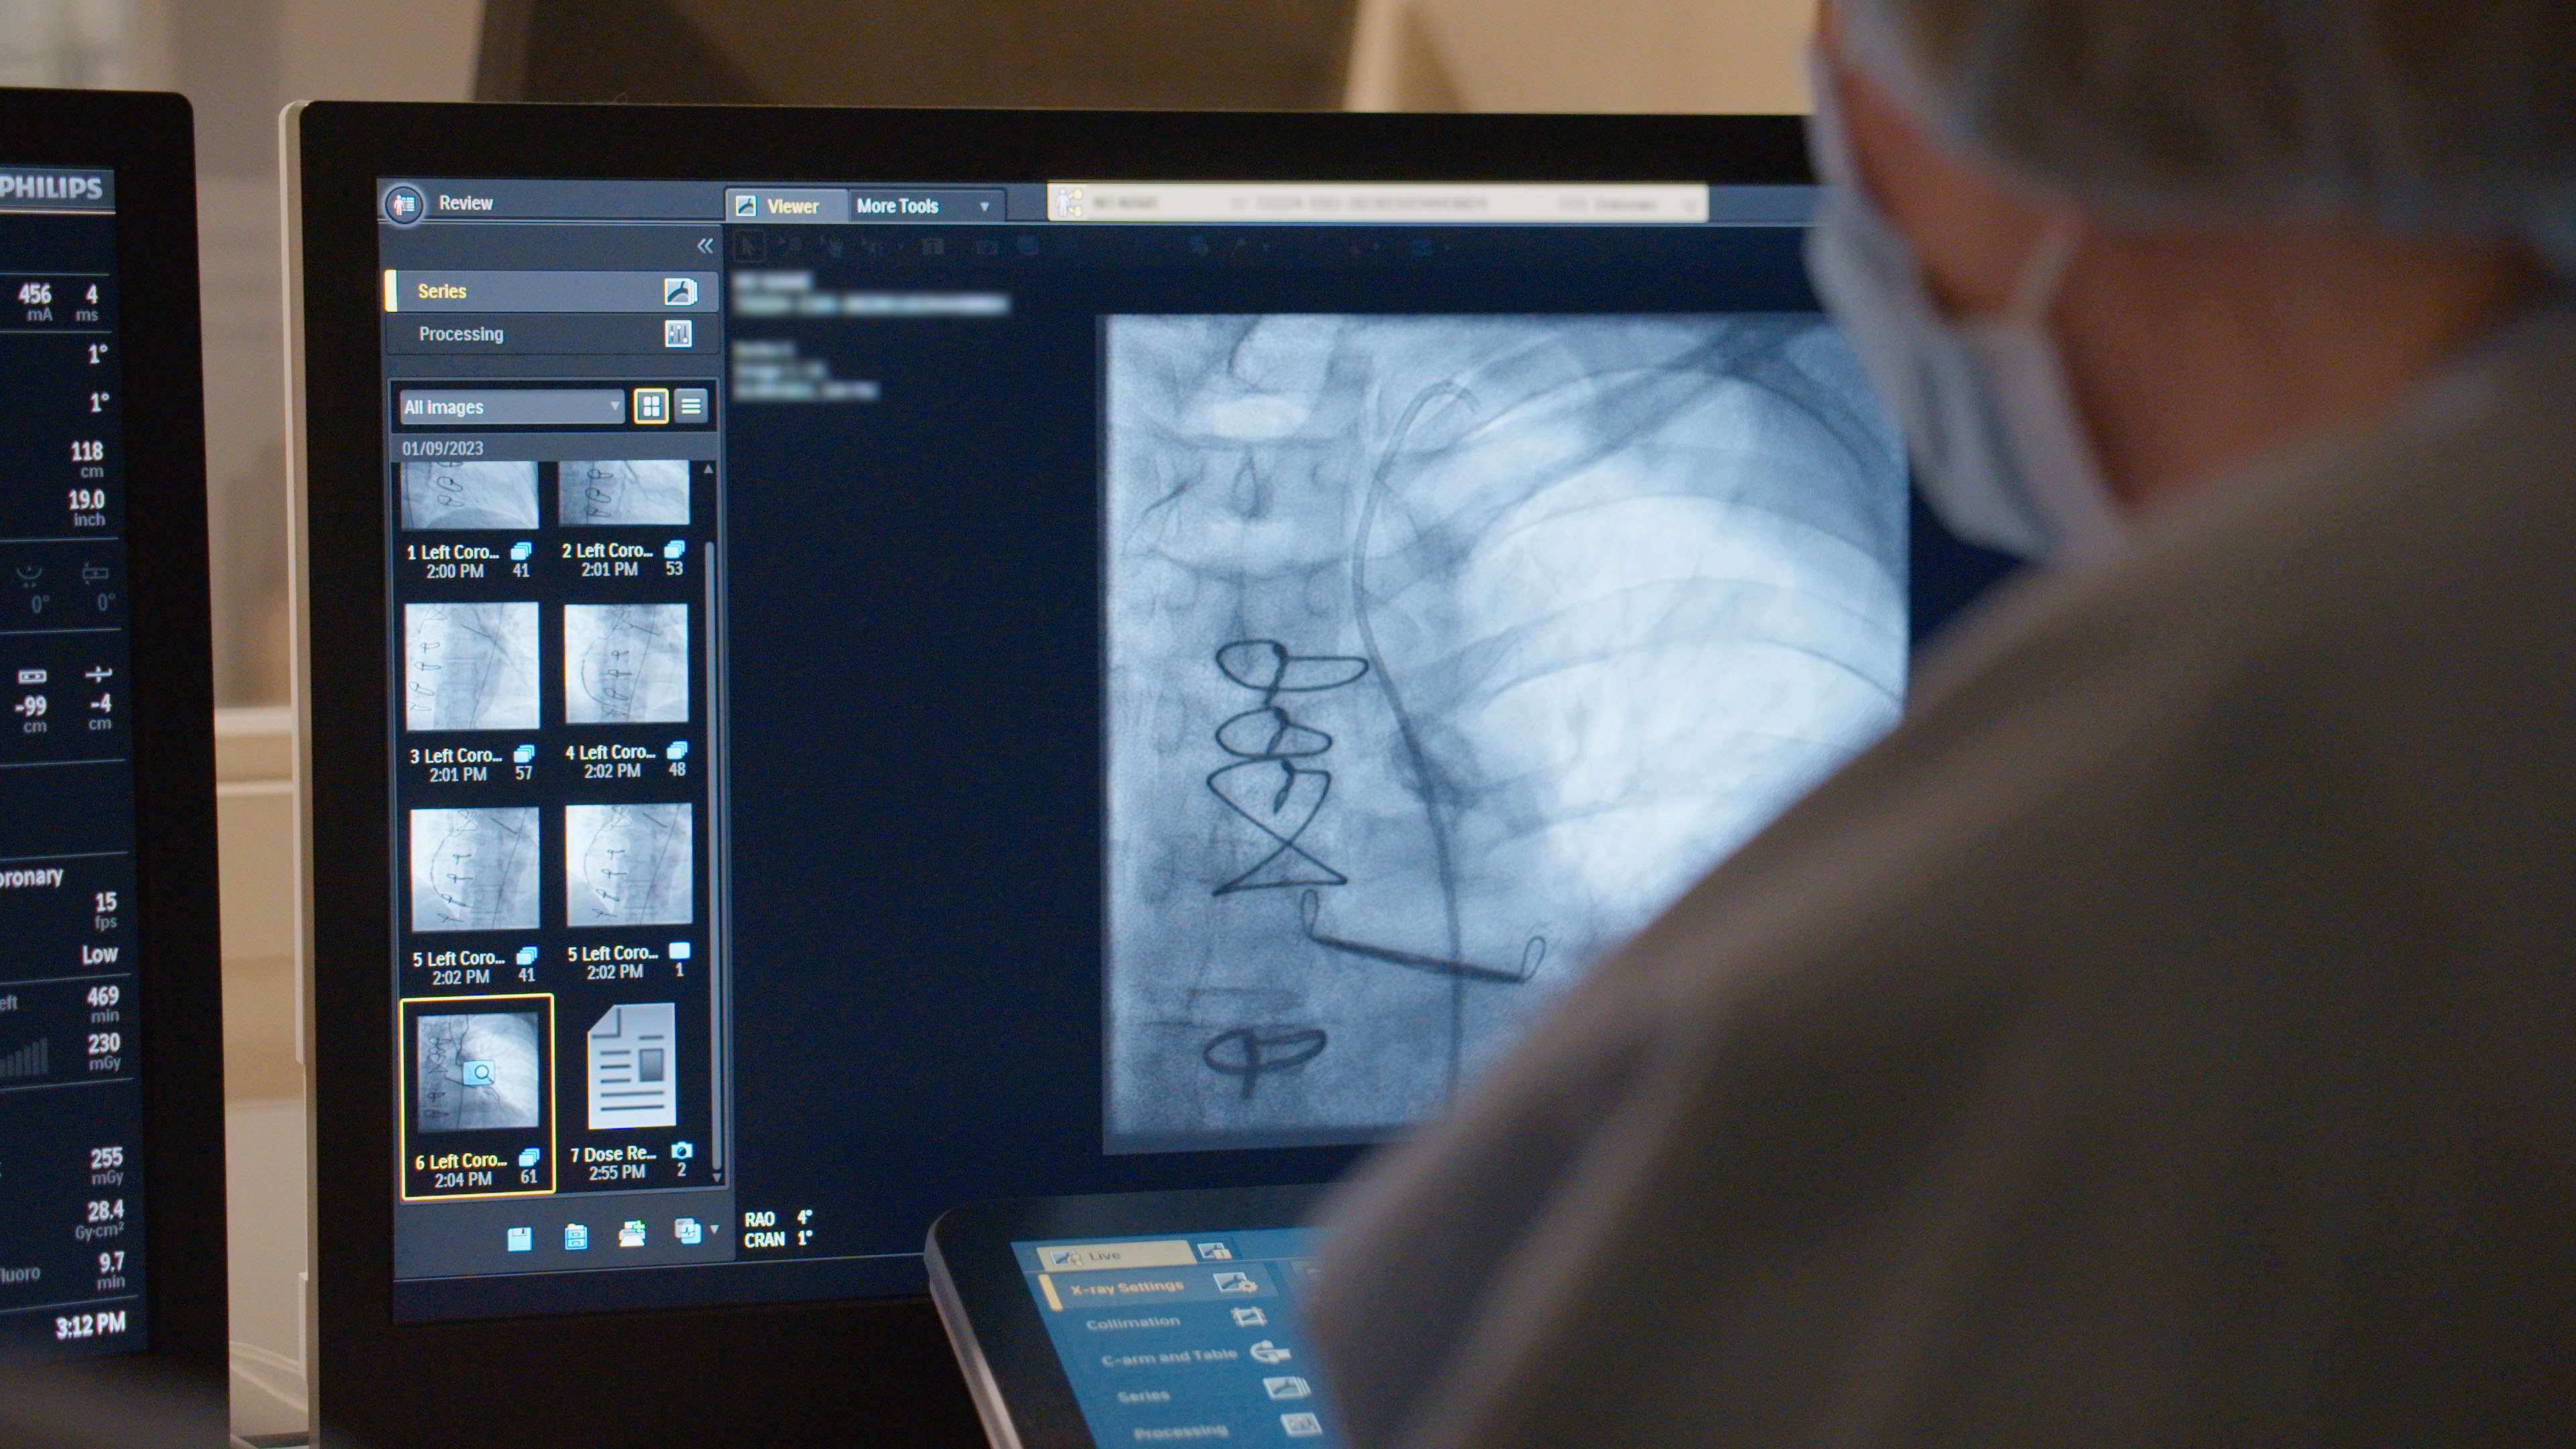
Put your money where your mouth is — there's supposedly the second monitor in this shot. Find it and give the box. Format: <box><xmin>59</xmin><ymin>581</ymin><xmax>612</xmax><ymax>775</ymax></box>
<box><xmin>295</xmin><ymin>103</ymin><xmax>2008</xmax><ymax>1446</ymax></box>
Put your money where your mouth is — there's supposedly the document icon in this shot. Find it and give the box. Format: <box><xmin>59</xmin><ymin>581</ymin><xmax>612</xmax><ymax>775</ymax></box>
<box><xmin>587</xmin><ymin>1002</ymin><xmax>678</xmax><ymax>1128</ymax></box>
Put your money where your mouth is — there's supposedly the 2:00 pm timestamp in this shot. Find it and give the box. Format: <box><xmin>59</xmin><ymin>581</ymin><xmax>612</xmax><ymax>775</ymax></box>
<box><xmin>55</xmin><ymin>1308</ymin><xmax>129</xmax><ymax>1340</ymax></box>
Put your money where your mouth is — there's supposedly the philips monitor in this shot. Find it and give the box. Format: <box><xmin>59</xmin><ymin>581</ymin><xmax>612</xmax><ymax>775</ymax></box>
<box><xmin>289</xmin><ymin>102</ymin><xmax>2011</xmax><ymax>1447</ymax></box>
<box><xmin>0</xmin><ymin>87</ymin><xmax>226</xmax><ymax>1399</ymax></box>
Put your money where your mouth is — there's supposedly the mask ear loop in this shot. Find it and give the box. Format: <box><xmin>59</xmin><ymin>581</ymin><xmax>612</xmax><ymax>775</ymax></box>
<box><xmin>2003</xmin><ymin>215</ymin><xmax>2084</xmax><ymax>324</ymax></box>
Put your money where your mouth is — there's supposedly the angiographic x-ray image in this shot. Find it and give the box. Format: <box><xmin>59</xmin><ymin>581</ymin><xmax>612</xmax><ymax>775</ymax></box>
<box><xmin>559</xmin><ymin>458</ymin><xmax>690</xmax><ymax>527</ymax></box>
<box><xmin>400</xmin><ymin>461</ymin><xmax>539</xmax><ymax>531</ymax></box>
<box><xmin>565</xmin><ymin>803</ymin><xmax>693</xmax><ymax>927</ymax></box>
<box><xmin>411</xmin><ymin>807</ymin><xmax>543</xmax><ymax>933</ymax></box>
<box><xmin>415</xmin><ymin>1010</ymin><xmax>545</xmax><ymax>1132</ymax></box>
<box><xmin>1102</xmin><ymin>314</ymin><xmax>1909</xmax><ymax>1153</ymax></box>
<box><xmin>405</xmin><ymin>602</ymin><xmax>541</xmax><ymax>732</ymax></box>
<box><xmin>564</xmin><ymin>603</ymin><xmax>690</xmax><ymax>724</ymax></box>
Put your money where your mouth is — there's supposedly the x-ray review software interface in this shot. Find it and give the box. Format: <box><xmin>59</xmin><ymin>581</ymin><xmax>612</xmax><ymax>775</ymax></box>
<box><xmin>375</xmin><ymin>176</ymin><xmax>1911</xmax><ymax>1320</ymax></box>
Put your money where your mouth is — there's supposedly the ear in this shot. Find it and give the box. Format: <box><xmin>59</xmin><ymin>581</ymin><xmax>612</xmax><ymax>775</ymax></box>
<box><xmin>1818</xmin><ymin>18</ymin><xmax>2059</xmax><ymax>319</ymax></box>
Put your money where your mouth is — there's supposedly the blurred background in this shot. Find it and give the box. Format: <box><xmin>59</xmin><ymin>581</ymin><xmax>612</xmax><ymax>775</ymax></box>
<box><xmin>5</xmin><ymin>0</ymin><xmax>1812</xmax><ymax>1435</ymax></box>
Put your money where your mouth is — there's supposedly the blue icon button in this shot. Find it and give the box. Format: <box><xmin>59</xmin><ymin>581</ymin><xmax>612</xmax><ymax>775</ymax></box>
<box><xmin>663</xmin><ymin>539</ymin><xmax>687</xmax><ymax>559</ymax></box>
<box><xmin>505</xmin><ymin>1227</ymin><xmax>532</xmax><ymax>1253</ymax></box>
<box><xmin>517</xmin><ymin>1147</ymin><xmax>542</xmax><ymax>1169</ymax></box>
<box><xmin>509</xmin><ymin>540</ymin><xmax>533</xmax><ymax>561</ymax></box>
<box><xmin>666</xmin><ymin>740</ymin><xmax>689</xmax><ymax>760</ymax></box>
<box><xmin>564</xmin><ymin>1224</ymin><xmax>589</xmax><ymax>1250</ymax></box>
<box><xmin>515</xmin><ymin>945</ymin><xmax>539</xmax><ymax>965</ymax></box>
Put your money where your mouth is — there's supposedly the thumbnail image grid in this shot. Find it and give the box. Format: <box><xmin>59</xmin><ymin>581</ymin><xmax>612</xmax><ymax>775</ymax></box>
<box><xmin>565</xmin><ymin>803</ymin><xmax>694</xmax><ymax>927</ymax></box>
<box><xmin>564</xmin><ymin>603</ymin><xmax>690</xmax><ymax>724</ymax></box>
<box><xmin>400</xmin><ymin>461</ymin><xmax>539</xmax><ymax>531</ymax></box>
<box><xmin>415</xmin><ymin>1009</ymin><xmax>545</xmax><ymax>1132</ymax></box>
<box><xmin>405</xmin><ymin>601</ymin><xmax>541</xmax><ymax>731</ymax></box>
<box><xmin>559</xmin><ymin>459</ymin><xmax>691</xmax><ymax>527</ymax></box>
<box><xmin>410</xmin><ymin>807</ymin><xmax>543</xmax><ymax>932</ymax></box>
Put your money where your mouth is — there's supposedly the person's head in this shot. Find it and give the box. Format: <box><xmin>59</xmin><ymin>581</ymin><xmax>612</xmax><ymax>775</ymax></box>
<box><xmin>1812</xmin><ymin>0</ymin><xmax>2563</xmax><ymax>531</ymax></box>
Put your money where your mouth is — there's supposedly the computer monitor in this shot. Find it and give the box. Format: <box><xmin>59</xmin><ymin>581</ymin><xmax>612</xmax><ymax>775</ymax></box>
<box><xmin>0</xmin><ymin>88</ymin><xmax>226</xmax><ymax>1394</ymax></box>
<box><xmin>290</xmin><ymin>103</ymin><xmax>2011</xmax><ymax>1446</ymax></box>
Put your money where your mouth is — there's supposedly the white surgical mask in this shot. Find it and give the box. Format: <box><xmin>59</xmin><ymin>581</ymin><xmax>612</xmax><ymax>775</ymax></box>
<box><xmin>1802</xmin><ymin>52</ymin><xmax>2127</xmax><ymax>561</ymax></box>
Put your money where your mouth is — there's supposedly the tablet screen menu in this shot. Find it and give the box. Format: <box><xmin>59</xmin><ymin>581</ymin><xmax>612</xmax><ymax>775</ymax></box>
<box><xmin>1017</xmin><ymin>1228</ymin><xmax>1338</xmax><ymax>1446</ymax></box>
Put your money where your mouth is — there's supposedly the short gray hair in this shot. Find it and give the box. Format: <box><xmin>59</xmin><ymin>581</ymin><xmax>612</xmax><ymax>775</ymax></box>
<box><xmin>1839</xmin><ymin>0</ymin><xmax>2576</xmax><ymax>266</ymax></box>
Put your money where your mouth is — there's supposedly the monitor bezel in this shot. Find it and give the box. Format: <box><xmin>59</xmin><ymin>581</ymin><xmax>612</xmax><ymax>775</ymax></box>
<box><xmin>0</xmin><ymin>86</ymin><xmax>225</xmax><ymax>1398</ymax></box>
<box><xmin>291</xmin><ymin>100</ymin><xmax>1811</xmax><ymax>1447</ymax></box>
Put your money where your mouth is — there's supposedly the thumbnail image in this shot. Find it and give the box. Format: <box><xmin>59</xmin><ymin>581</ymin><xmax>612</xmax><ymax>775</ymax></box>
<box><xmin>564</xmin><ymin>603</ymin><xmax>690</xmax><ymax>724</ymax></box>
<box><xmin>1099</xmin><ymin>313</ymin><xmax>1909</xmax><ymax>1152</ymax></box>
<box><xmin>410</xmin><ymin>807</ymin><xmax>543</xmax><ymax>932</ymax></box>
<box><xmin>400</xmin><ymin>461</ymin><xmax>539</xmax><ymax>531</ymax></box>
<box><xmin>586</xmin><ymin>1002</ymin><xmax>678</xmax><ymax>1129</ymax></box>
<box><xmin>559</xmin><ymin>459</ymin><xmax>691</xmax><ymax>527</ymax></box>
<box><xmin>404</xmin><ymin>601</ymin><xmax>541</xmax><ymax>732</ymax></box>
<box><xmin>415</xmin><ymin>1009</ymin><xmax>544</xmax><ymax>1132</ymax></box>
<box><xmin>565</xmin><ymin>803</ymin><xmax>693</xmax><ymax>927</ymax></box>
